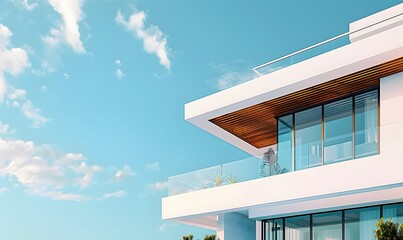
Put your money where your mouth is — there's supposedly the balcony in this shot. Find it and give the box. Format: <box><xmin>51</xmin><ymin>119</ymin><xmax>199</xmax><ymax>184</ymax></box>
<box><xmin>171</xmin><ymin>88</ymin><xmax>383</xmax><ymax>196</ymax></box>
<box><xmin>168</xmin><ymin>145</ymin><xmax>278</xmax><ymax>196</ymax></box>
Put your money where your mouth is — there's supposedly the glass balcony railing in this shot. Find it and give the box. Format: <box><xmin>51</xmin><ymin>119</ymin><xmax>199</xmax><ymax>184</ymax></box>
<box><xmin>253</xmin><ymin>36</ymin><xmax>349</xmax><ymax>76</ymax></box>
<box><xmin>168</xmin><ymin>144</ymin><xmax>289</xmax><ymax>196</ymax></box>
<box><xmin>252</xmin><ymin>12</ymin><xmax>403</xmax><ymax>77</ymax></box>
<box><xmin>168</xmin><ymin>111</ymin><xmax>389</xmax><ymax>196</ymax></box>
<box><xmin>168</xmin><ymin>155</ymin><xmax>261</xmax><ymax>196</ymax></box>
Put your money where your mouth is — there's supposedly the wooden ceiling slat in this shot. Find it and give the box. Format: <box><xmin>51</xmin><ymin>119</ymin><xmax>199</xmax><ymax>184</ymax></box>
<box><xmin>209</xmin><ymin>57</ymin><xmax>403</xmax><ymax>148</ymax></box>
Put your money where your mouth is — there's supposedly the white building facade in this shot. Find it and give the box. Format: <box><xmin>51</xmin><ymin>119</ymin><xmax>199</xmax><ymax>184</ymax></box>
<box><xmin>162</xmin><ymin>4</ymin><xmax>403</xmax><ymax>240</ymax></box>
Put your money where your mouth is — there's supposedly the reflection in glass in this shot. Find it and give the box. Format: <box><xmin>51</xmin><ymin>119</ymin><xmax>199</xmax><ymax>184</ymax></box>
<box><xmin>313</xmin><ymin>211</ymin><xmax>342</xmax><ymax>240</ymax></box>
<box><xmin>285</xmin><ymin>215</ymin><xmax>310</xmax><ymax>240</ymax></box>
<box><xmin>383</xmin><ymin>203</ymin><xmax>403</xmax><ymax>223</ymax></box>
<box><xmin>278</xmin><ymin>115</ymin><xmax>293</xmax><ymax>174</ymax></box>
<box><xmin>345</xmin><ymin>206</ymin><xmax>380</xmax><ymax>240</ymax></box>
<box><xmin>295</xmin><ymin>107</ymin><xmax>322</xmax><ymax>170</ymax></box>
<box><xmin>266</xmin><ymin>219</ymin><xmax>284</xmax><ymax>240</ymax></box>
<box><xmin>324</xmin><ymin>98</ymin><xmax>353</xmax><ymax>164</ymax></box>
<box><xmin>355</xmin><ymin>90</ymin><xmax>379</xmax><ymax>158</ymax></box>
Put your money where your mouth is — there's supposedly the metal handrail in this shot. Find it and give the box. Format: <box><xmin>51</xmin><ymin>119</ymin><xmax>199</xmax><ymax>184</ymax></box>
<box><xmin>253</xmin><ymin>12</ymin><xmax>403</xmax><ymax>76</ymax></box>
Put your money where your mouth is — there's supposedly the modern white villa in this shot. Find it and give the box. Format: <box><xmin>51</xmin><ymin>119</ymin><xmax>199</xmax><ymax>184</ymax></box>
<box><xmin>162</xmin><ymin>4</ymin><xmax>403</xmax><ymax>240</ymax></box>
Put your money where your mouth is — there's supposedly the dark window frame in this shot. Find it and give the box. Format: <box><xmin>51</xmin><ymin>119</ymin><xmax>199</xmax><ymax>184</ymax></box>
<box><xmin>261</xmin><ymin>202</ymin><xmax>403</xmax><ymax>240</ymax></box>
<box><xmin>276</xmin><ymin>87</ymin><xmax>380</xmax><ymax>172</ymax></box>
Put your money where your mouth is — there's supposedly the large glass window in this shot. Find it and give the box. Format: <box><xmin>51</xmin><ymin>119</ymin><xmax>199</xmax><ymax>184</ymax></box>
<box><xmin>276</xmin><ymin>89</ymin><xmax>379</xmax><ymax>172</ymax></box>
<box><xmin>285</xmin><ymin>215</ymin><xmax>310</xmax><ymax>240</ymax></box>
<box><xmin>324</xmin><ymin>98</ymin><xmax>353</xmax><ymax>164</ymax></box>
<box><xmin>278</xmin><ymin>115</ymin><xmax>293</xmax><ymax>174</ymax></box>
<box><xmin>383</xmin><ymin>203</ymin><xmax>403</xmax><ymax>223</ymax></box>
<box><xmin>263</xmin><ymin>203</ymin><xmax>403</xmax><ymax>240</ymax></box>
<box><xmin>345</xmin><ymin>206</ymin><xmax>380</xmax><ymax>240</ymax></box>
<box><xmin>355</xmin><ymin>90</ymin><xmax>379</xmax><ymax>158</ymax></box>
<box><xmin>312</xmin><ymin>211</ymin><xmax>342</xmax><ymax>240</ymax></box>
<box><xmin>266</xmin><ymin>219</ymin><xmax>284</xmax><ymax>240</ymax></box>
<box><xmin>295</xmin><ymin>107</ymin><xmax>322</xmax><ymax>170</ymax></box>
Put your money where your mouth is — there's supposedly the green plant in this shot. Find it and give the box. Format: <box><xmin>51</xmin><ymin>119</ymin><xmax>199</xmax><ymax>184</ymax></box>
<box><xmin>182</xmin><ymin>234</ymin><xmax>194</xmax><ymax>240</ymax></box>
<box><xmin>399</xmin><ymin>224</ymin><xmax>403</xmax><ymax>239</ymax></box>
<box><xmin>374</xmin><ymin>218</ymin><xmax>399</xmax><ymax>240</ymax></box>
<box><xmin>226</xmin><ymin>174</ymin><xmax>240</xmax><ymax>184</ymax></box>
<box><xmin>203</xmin><ymin>234</ymin><xmax>219</xmax><ymax>240</ymax></box>
<box><xmin>209</xmin><ymin>172</ymin><xmax>225</xmax><ymax>187</ymax></box>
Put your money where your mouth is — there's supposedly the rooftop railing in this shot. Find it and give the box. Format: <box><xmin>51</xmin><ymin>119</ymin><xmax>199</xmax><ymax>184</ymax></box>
<box><xmin>252</xmin><ymin>12</ymin><xmax>403</xmax><ymax>77</ymax></box>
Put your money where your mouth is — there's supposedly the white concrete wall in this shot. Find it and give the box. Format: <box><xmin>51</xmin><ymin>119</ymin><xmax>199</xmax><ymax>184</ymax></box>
<box><xmin>163</xmin><ymin>76</ymin><xmax>403</xmax><ymax>220</ymax></box>
<box><xmin>380</xmin><ymin>71</ymin><xmax>403</xmax><ymax>154</ymax></box>
<box><xmin>217</xmin><ymin>213</ymin><xmax>256</xmax><ymax>240</ymax></box>
<box><xmin>163</xmin><ymin>148</ymin><xmax>403</xmax><ymax>221</ymax></box>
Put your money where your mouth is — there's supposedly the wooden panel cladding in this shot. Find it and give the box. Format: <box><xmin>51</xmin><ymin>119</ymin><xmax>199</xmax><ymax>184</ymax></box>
<box><xmin>210</xmin><ymin>57</ymin><xmax>403</xmax><ymax>148</ymax></box>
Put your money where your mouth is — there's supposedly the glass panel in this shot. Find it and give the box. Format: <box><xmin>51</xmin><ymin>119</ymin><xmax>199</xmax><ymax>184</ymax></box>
<box><xmin>324</xmin><ymin>98</ymin><xmax>353</xmax><ymax>164</ymax></box>
<box><xmin>345</xmin><ymin>206</ymin><xmax>380</xmax><ymax>240</ymax></box>
<box><xmin>313</xmin><ymin>211</ymin><xmax>342</xmax><ymax>240</ymax></box>
<box><xmin>266</xmin><ymin>219</ymin><xmax>284</xmax><ymax>240</ymax></box>
<box><xmin>355</xmin><ymin>90</ymin><xmax>379</xmax><ymax>158</ymax></box>
<box><xmin>295</xmin><ymin>106</ymin><xmax>322</xmax><ymax>170</ymax></box>
<box><xmin>285</xmin><ymin>215</ymin><xmax>310</xmax><ymax>240</ymax></box>
<box><xmin>276</xmin><ymin>115</ymin><xmax>293</xmax><ymax>175</ymax></box>
<box><xmin>383</xmin><ymin>203</ymin><xmax>403</xmax><ymax>223</ymax></box>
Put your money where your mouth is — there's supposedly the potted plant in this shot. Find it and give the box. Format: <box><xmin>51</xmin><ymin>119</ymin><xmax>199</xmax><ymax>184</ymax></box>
<box><xmin>182</xmin><ymin>234</ymin><xmax>194</xmax><ymax>240</ymax></box>
<box><xmin>374</xmin><ymin>218</ymin><xmax>400</xmax><ymax>240</ymax></box>
<box><xmin>226</xmin><ymin>174</ymin><xmax>240</xmax><ymax>184</ymax></box>
<box><xmin>209</xmin><ymin>172</ymin><xmax>225</xmax><ymax>187</ymax></box>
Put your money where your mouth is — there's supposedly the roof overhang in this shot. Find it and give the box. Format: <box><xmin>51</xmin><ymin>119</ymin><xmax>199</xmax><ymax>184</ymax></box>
<box><xmin>185</xmin><ymin>23</ymin><xmax>403</xmax><ymax>156</ymax></box>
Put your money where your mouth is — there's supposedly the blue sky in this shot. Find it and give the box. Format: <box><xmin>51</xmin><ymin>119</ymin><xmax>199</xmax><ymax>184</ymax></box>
<box><xmin>0</xmin><ymin>0</ymin><xmax>401</xmax><ymax>239</ymax></box>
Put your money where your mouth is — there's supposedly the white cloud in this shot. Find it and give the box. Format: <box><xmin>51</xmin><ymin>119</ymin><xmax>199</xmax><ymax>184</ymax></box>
<box><xmin>71</xmin><ymin>161</ymin><xmax>102</xmax><ymax>188</ymax></box>
<box><xmin>146</xmin><ymin>162</ymin><xmax>160</xmax><ymax>171</ymax></box>
<box><xmin>148</xmin><ymin>181</ymin><xmax>168</xmax><ymax>191</ymax></box>
<box><xmin>43</xmin><ymin>0</ymin><xmax>86</xmax><ymax>53</ymax></box>
<box><xmin>115</xmin><ymin>68</ymin><xmax>124</xmax><ymax>79</ymax></box>
<box><xmin>20</xmin><ymin>100</ymin><xmax>50</xmax><ymax>128</ymax></box>
<box><xmin>0</xmin><ymin>138</ymin><xmax>101</xmax><ymax>201</ymax></box>
<box><xmin>7</xmin><ymin>87</ymin><xmax>26</xmax><ymax>100</ymax></box>
<box><xmin>0</xmin><ymin>24</ymin><xmax>30</xmax><ymax>102</ymax></box>
<box><xmin>0</xmin><ymin>187</ymin><xmax>8</xmax><ymax>194</ymax></box>
<box><xmin>114</xmin><ymin>165</ymin><xmax>135</xmax><ymax>182</ymax></box>
<box><xmin>12</xmin><ymin>0</ymin><xmax>38</xmax><ymax>11</ymax></box>
<box><xmin>41</xmin><ymin>85</ymin><xmax>47</xmax><ymax>92</ymax></box>
<box><xmin>0</xmin><ymin>122</ymin><xmax>16</xmax><ymax>135</ymax></box>
<box><xmin>210</xmin><ymin>59</ymin><xmax>254</xmax><ymax>90</ymax></box>
<box><xmin>114</xmin><ymin>59</ymin><xmax>124</xmax><ymax>78</ymax></box>
<box><xmin>32</xmin><ymin>61</ymin><xmax>57</xmax><ymax>76</ymax></box>
<box><xmin>158</xmin><ymin>223</ymin><xmax>177</xmax><ymax>231</ymax></box>
<box><xmin>115</xmin><ymin>10</ymin><xmax>171</xmax><ymax>69</ymax></box>
<box><xmin>27</xmin><ymin>188</ymin><xmax>87</xmax><ymax>201</ymax></box>
<box><xmin>103</xmin><ymin>190</ymin><xmax>126</xmax><ymax>199</ymax></box>
<box><xmin>7</xmin><ymin>87</ymin><xmax>50</xmax><ymax>128</ymax></box>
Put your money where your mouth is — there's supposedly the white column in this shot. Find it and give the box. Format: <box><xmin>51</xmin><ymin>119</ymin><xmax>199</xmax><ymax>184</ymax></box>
<box><xmin>216</xmin><ymin>213</ymin><xmax>256</xmax><ymax>240</ymax></box>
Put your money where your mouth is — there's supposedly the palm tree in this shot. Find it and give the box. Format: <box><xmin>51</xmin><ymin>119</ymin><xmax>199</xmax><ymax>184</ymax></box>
<box><xmin>203</xmin><ymin>234</ymin><xmax>219</xmax><ymax>240</ymax></box>
<box><xmin>182</xmin><ymin>234</ymin><xmax>194</xmax><ymax>240</ymax></box>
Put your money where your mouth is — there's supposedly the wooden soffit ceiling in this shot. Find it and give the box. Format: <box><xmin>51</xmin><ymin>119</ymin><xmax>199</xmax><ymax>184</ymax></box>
<box><xmin>209</xmin><ymin>57</ymin><xmax>403</xmax><ymax>149</ymax></box>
